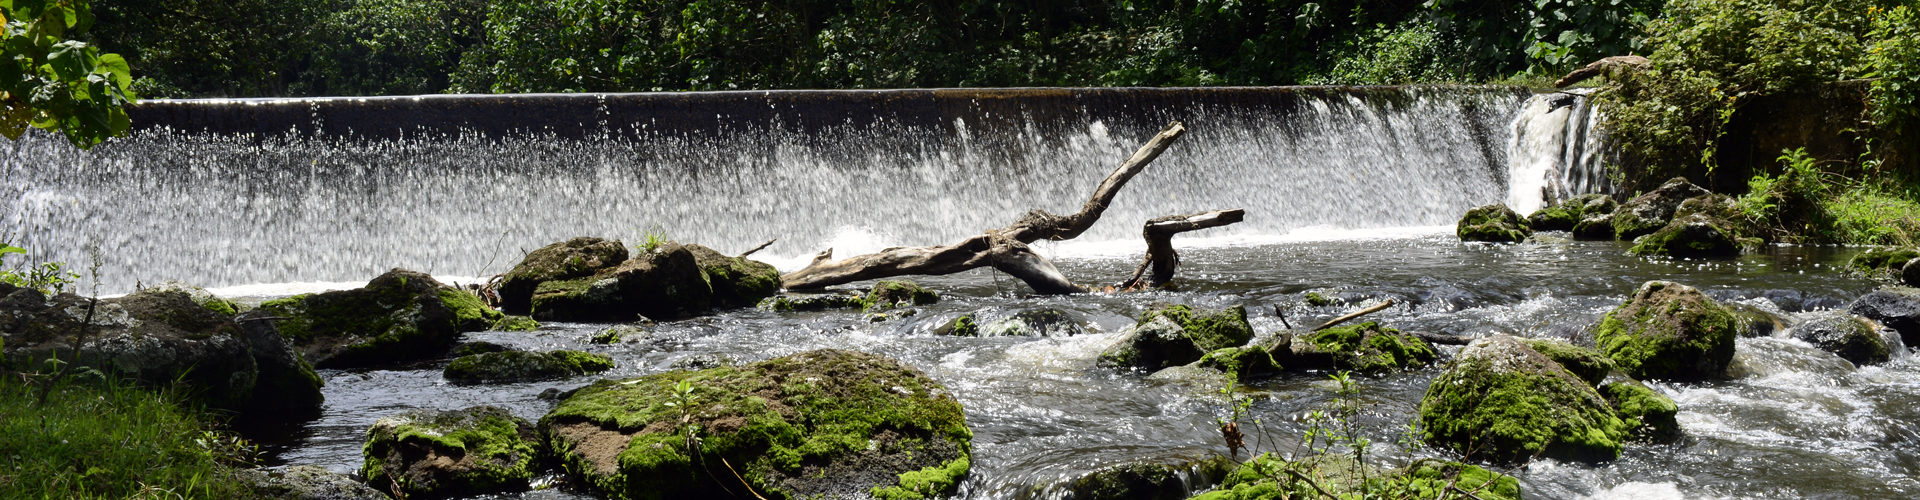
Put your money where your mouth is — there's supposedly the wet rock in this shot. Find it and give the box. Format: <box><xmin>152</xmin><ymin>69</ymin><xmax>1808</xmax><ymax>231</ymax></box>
<box><xmin>1065</xmin><ymin>454</ymin><xmax>1235</xmax><ymax>500</ymax></box>
<box><xmin>1144</xmin><ymin>364</ymin><xmax>1232</xmax><ymax>388</ymax></box>
<box><xmin>1417</xmin><ymin>335</ymin><xmax>1627</xmax><ymax>464</ymax></box>
<box><xmin>931</xmin><ymin>314</ymin><xmax>980</xmax><ymax>336</ymax></box>
<box><xmin>1905</xmin><ymin>258</ymin><xmax>1920</xmax><ymax>287</ymax></box>
<box><xmin>146</xmin><ymin>280</ymin><xmax>244</xmax><ymax>316</ymax></box>
<box><xmin>1598</xmin><ymin>374</ymin><xmax>1680</xmax><ymax>442</ymax></box>
<box><xmin>759</xmin><ymin>292</ymin><xmax>868</xmax><ymax>312</ymax></box>
<box><xmin>444</xmin><ymin>350</ymin><xmax>614</xmax><ymax>384</ymax></box>
<box><xmin>1193</xmin><ymin>455</ymin><xmax>1519</xmax><ymax>500</ymax></box>
<box><xmin>246</xmin><ymin>268</ymin><xmax>502</xmax><ymax>369</ymax></box>
<box><xmin>1099</xmin><ymin>305</ymin><xmax>1255</xmax><ymax>370</ymax></box>
<box><xmin>1847</xmin><ymin>247</ymin><xmax>1920</xmax><ymax>278</ymax></box>
<box><xmin>1848</xmin><ymin>286</ymin><xmax>1920</xmax><ymax>347</ymax></box>
<box><xmin>1</xmin><ymin>286</ymin><xmax>323</xmax><ymax>415</ymax></box>
<box><xmin>1571</xmin><ymin>212</ymin><xmax>1617</xmax><ymax>240</ymax></box>
<box><xmin>1522</xmin><ymin>338</ymin><xmax>1616</xmax><ymax>386</ymax></box>
<box><xmin>590</xmin><ymin>323</ymin><xmax>648</xmax><ymax>344</ymax></box>
<box><xmin>668</xmin><ymin>353</ymin><xmax>734</xmax><ymax>370</ymax></box>
<box><xmin>494</xmin><ymin>237</ymin><xmax>629</xmax><ymax>315</ymax></box>
<box><xmin>1727</xmin><ymin>337</ymin><xmax>1859</xmax><ymax>378</ymax></box>
<box><xmin>1788</xmin><ymin>310</ymin><xmax>1892</xmax><ymax>366</ymax></box>
<box><xmin>490</xmin><ymin>315</ymin><xmax>540</xmax><ymax>332</ymax></box>
<box><xmin>1528</xmin><ymin>193</ymin><xmax>1617</xmax><ymax>232</ymax></box>
<box><xmin>866</xmin><ymin>280</ymin><xmax>940</xmax><ymax>310</ymax></box>
<box><xmin>1456</xmin><ymin>204</ymin><xmax>1532</xmax><ymax>243</ymax></box>
<box><xmin>686</xmin><ymin>244</ymin><xmax>782</xmax><ymax>309</ymax></box>
<box><xmin>542</xmin><ymin>349</ymin><xmax>971</xmax><ymax>500</ymax></box>
<box><xmin>530</xmin><ymin>242</ymin><xmax>712</xmax><ymax>321</ymax></box>
<box><xmin>1628</xmin><ymin>213</ymin><xmax>1741</xmax><ymax>258</ymax></box>
<box><xmin>1289</xmin><ymin>321</ymin><xmax>1437</xmax><ymax>374</ymax></box>
<box><xmin>982</xmin><ymin>308</ymin><xmax>1084</xmax><ymax>337</ymax></box>
<box><xmin>1729</xmin><ymin>302</ymin><xmax>1785</xmax><ymax>338</ymax></box>
<box><xmin>1195</xmin><ymin>343</ymin><xmax>1285</xmax><ymax>380</ymax></box>
<box><xmin>362</xmin><ymin>405</ymin><xmax>542</xmax><ymax>498</ymax></box>
<box><xmin>1303</xmin><ymin>291</ymin><xmax>1338</xmax><ymax>306</ymax></box>
<box><xmin>1611</xmin><ymin>177</ymin><xmax>1710</xmax><ymax>240</ymax></box>
<box><xmin>234</xmin><ymin>465</ymin><xmax>388</xmax><ymax>500</ymax></box>
<box><xmin>450</xmin><ymin>340</ymin><xmax>513</xmax><ymax>357</ymax></box>
<box><xmin>1593</xmin><ymin>281</ymin><xmax>1737</xmax><ymax>381</ymax></box>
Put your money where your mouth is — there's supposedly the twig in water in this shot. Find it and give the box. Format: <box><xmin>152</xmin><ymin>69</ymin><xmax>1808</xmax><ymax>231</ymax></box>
<box><xmin>1273</xmin><ymin>304</ymin><xmax>1292</xmax><ymax>329</ymax></box>
<box><xmin>1314</xmin><ymin>299</ymin><xmax>1396</xmax><ymax>332</ymax></box>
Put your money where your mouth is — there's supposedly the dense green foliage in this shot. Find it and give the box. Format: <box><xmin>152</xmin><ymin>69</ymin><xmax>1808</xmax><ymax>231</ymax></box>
<box><xmin>0</xmin><ymin>243</ymin><xmax>77</xmax><ymax>294</ymax></box>
<box><xmin>2</xmin><ymin>0</ymin><xmax>134</xmax><ymax>148</ymax></box>
<box><xmin>0</xmin><ymin>375</ymin><xmax>250</xmax><ymax>498</ymax></box>
<box><xmin>89</xmin><ymin>0</ymin><xmax>1667</xmax><ymax>97</ymax></box>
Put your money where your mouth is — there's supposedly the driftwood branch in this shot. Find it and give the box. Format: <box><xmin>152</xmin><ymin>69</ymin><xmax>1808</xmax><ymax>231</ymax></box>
<box><xmin>1118</xmin><ymin>209</ymin><xmax>1246</xmax><ymax>289</ymax></box>
<box><xmin>1313</xmin><ymin>299</ymin><xmax>1396</xmax><ymax>331</ymax></box>
<box><xmin>738</xmin><ymin>239</ymin><xmax>776</xmax><ymax>258</ymax></box>
<box><xmin>781</xmin><ymin>121</ymin><xmax>1190</xmax><ymax>293</ymax></box>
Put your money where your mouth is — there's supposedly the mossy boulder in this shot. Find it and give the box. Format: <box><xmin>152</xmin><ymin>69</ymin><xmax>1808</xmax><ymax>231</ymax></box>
<box><xmin>1847</xmin><ymin>247</ymin><xmax>1920</xmax><ymax>278</ymax></box>
<box><xmin>444</xmin><ymin>350</ymin><xmax>615</xmax><ymax>384</ymax></box>
<box><xmin>1456</xmin><ymin>204</ymin><xmax>1532</xmax><ymax>243</ymax></box>
<box><xmin>1789</xmin><ymin>310</ymin><xmax>1892</xmax><ymax>366</ymax></box>
<box><xmin>1730</xmin><ymin>303</ymin><xmax>1785</xmax><ymax>338</ymax></box>
<box><xmin>1529</xmin><ymin>193</ymin><xmax>1618</xmax><ymax>232</ymax></box>
<box><xmin>1598</xmin><ymin>375</ymin><xmax>1680</xmax><ymax>442</ymax></box>
<box><xmin>541</xmin><ymin>349</ymin><xmax>972</xmax><ymax>500</ymax></box>
<box><xmin>451</xmin><ymin>341</ymin><xmax>512</xmax><ymax>357</ymax></box>
<box><xmin>1904</xmin><ymin>258</ymin><xmax>1920</xmax><ymax>287</ymax></box>
<box><xmin>1612</xmin><ymin>177</ymin><xmax>1710</xmax><ymax>240</ymax></box>
<box><xmin>686</xmin><ymin>244</ymin><xmax>782</xmax><ymax>309</ymax></box>
<box><xmin>490</xmin><ymin>315</ymin><xmax>540</xmax><ymax>332</ymax></box>
<box><xmin>0</xmin><ymin>286</ymin><xmax>323</xmax><ymax>415</ymax></box>
<box><xmin>1522</xmin><ymin>338</ymin><xmax>1616</xmax><ymax>386</ymax></box>
<box><xmin>932</xmin><ymin>314</ymin><xmax>980</xmax><ymax>336</ymax></box>
<box><xmin>1191</xmin><ymin>455</ymin><xmax>1519</xmax><ymax>500</ymax></box>
<box><xmin>247</xmin><ymin>268</ymin><xmax>501</xmax><ymax>369</ymax></box>
<box><xmin>866</xmin><ymin>280</ymin><xmax>939</xmax><ymax>310</ymax></box>
<box><xmin>1195</xmin><ymin>344</ymin><xmax>1285</xmax><ymax>380</ymax></box>
<box><xmin>982</xmin><ymin>308</ymin><xmax>1085</xmax><ymax>337</ymax></box>
<box><xmin>1065</xmin><ymin>454</ymin><xmax>1235</xmax><ymax>500</ymax></box>
<box><xmin>362</xmin><ymin>405</ymin><xmax>542</xmax><ymax>498</ymax></box>
<box><xmin>530</xmin><ymin>242</ymin><xmax>713</xmax><ymax>321</ymax></box>
<box><xmin>1303</xmin><ymin>291</ymin><xmax>1338</xmax><ymax>306</ymax></box>
<box><xmin>1417</xmin><ymin>335</ymin><xmax>1627</xmax><ymax>464</ymax></box>
<box><xmin>1848</xmin><ymin>286</ymin><xmax>1920</xmax><ymax>347</ymax></box>
<box><xmin>759</xmin><ymin>293</ymin><xmax>868</xmax><ymax>312</ymax></box>
<box><xmin>1571</xmin><ymin>212</ymin><xmax>1617</xmax><ymax>240</ymax></box>
<box><xmin>235</xmin><ymin>464</ymin><xmax>389</xmax><ymax>500</ymax></box>
<box><xmin>1593</xmin><ymin>281</ymin><xmax>1738</xmax><ymax>381</ymax></box>
<box><xmin>495</xmin><ymin>237</ymin><xmax>630</xmax><ymax>315</ymax></box>
<box><xmin>1629</xmin><ymin>213</ymin><xmax>1741</xmax><ymax>258</ymax></box>
<box><xmin>1289</xmin><ymin>322</ymin><xmax>1437</xmax><ymax>374</ymax></box>
<box><xmin>1099</xmin><ymin>305</ymin><xmax>1255</xmax><ymax>370</ymax></box>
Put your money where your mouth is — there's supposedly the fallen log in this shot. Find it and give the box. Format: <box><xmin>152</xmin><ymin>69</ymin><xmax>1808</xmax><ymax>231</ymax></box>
<box><xmin>782</xmin><ymin>121</ymin><xmax>1208</xmax><ymax>294</ymax></box>
<box><xmin>1117</xmin><ymin>209</ymin><xmax>1246</xmax><ymax>290</ymax></box>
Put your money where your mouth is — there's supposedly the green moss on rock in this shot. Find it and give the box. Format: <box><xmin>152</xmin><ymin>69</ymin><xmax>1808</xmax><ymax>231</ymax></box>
<box><xmin>1457</xmin><ymin>204</ymin><xmax>1532</xmax><ymax>243</ymax></box>
<box><xmin>541</xmin><ymin>349</ymin><xmax>971</xmax><ymax>500</ymax></box>
<box><xmin>1521</xmin><ymin>339</ymin><xmax>1616</xmax><ymax>386</ymax></box>
<box><xmin>1629</xmin><ymin>213</ymin><xmax>1741</xmax><ymax>258</ymax></box>
<box><xmin>444</xmin><ymin>350</ymin><xmax>614</xmax><ymax>384</ymax></box>
<box><xmin>1599</xmin><ymin>377</ymin><xmax>1680</xmax><ymax>442</ymax></box>
<box><xmin>1593</xmin><ymin>281</ymin><xmax>1737</xmax><ymax>381</ymax></box>
<box><xmin>1099</xmin><ymin>305</ymin><xmax>1255</xmax><ymax>370</ymax></box>
<box><xmin>1192</xmin><ymin>454</ymin><xmax>1519</xmax><ymax>500</ymax></box>
<box><xmin>934</xmin><ymin>314</ymin><xmax>980</xmax><ymax>336</ymax></box>
<box><xmin>1418</xmin><ymin>335</ymin><xmax>1626</xmax><ymax>464</ymax></box>
<box><xmin>1294</xmin><ymin>321</ymin><xmax>1438</xmax><ymax>374</ymax></box>
<box><xmin>1197</xmin><ymin>345</ymin><xmax>1284</xmax><ymax>380</ymax></box>
<box><xmin>362</xmin><ymin>405</ymin><xmax>541</xmax><ymax>498</ymax></box>
<box><xmin>1612</xmin><ymin>177</ymin><xmax>1710</xmax><ymax>241</ymax></box>
<box><xmin>1848</xmin><ymin>247</ymin><xmax>1920</xmax><ymax>277</ymax></box>
<box><xmin>866</xmin><ymin>280</ymin><xmax>940</xmax><ymax>311</ymax></box>
<box><xmin>491</xmin><ymin>315</ymin><xmax>540</xmax><ymax>332</ymax></box>
<box><xmin>1065</xmin><ymin>455</ymin><xmax>1234</xmax><ymax>500</ymax></box>
<box><xmin>494</xmin><ymin>237</ymin><xmax>630</xmax><ymax>315</ymax></box>
<box><xmin>758</xmin><ymin>293</ymin><xmax>869</xmax><ymax>312</ymax></box>
<box><xmin>1303</xmin><ymin>291</ymin><xmax>1336</xmax><ymax>307</ymax></box>
<box><xmin>1529</xmin><ymin>194</ymin><xmax>1617</xmax><ymax>232</ymax></box>
<box><xmin>251</xmin><ymin>269</ymin><xmax>501</xmax><ymax>368</ymax></box>
<box><xmin>686</xmin><ymin>244</ymin><xmax>782</xmax><ymax>309</ymax></box>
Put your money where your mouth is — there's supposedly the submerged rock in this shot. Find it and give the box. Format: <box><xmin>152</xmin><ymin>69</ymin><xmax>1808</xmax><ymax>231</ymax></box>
<box><xmin>1289</xmin><ymin>321</ymin><xmax>1437</xmax><ymax>374</ymax></box>
<box><xmin>0</xmin><ymin>285</ymin><xmax>323</xmax><ymax>415</ymax></box>
<box><xmin>1593</xmin><ymin>281</ymin><xmax>1737</xmax><ymax>381</ymax></box>
<box><xmin>362</xmin><ymin>406</ymin><xmax>542</xmax><ymax>498</ymax></box>
<box><xmin>932</xmin><ymin>314</ymin><xmax>981</xmax><ymax>336</ymax></box>
<box><xmin>443</xmin><ymin>349</ymin><xmax>614</xmax><ymax>384</ymax></box>
<box><xmin>542</xmin><ymin>349</ymin><xmax>972</xmax><ymax>500</ymax></box>
<box><xmin>1629</xmin><ymin>213</ymin><xmax>1741</xmax><ymax>258</ymax></box>
<box><xmin>1417</xmin><ymin>335</ymin><xmax>1628</xmax><ymax>464</ymax></box>
<box><xmin>1611</xmin><ymin>177</ymin><xmax>1710</xmax><ymax>240</ymax></box>
<box><xmin>1789</xmin><ymin>310</ymin><xmax>1893</xmax><ymax>366</ymax></box>
<box><xmin>1065</xmin><ymin>454</ymin><xmax>1234</xmax><ymax>500</ymax></box>
<box><xmin>246</xmin><ymin>268</ymin><xmax>501</xmax><ymax>369</ymax></box>
<box><xmin>494</xmin><ymin>237</ymin><xmax>630</xmax><ymax>315</ymax></box>
<box><xmin>1195</xmin><ymin>343</ymin><xmax>1286</xmax><ymax>380</ymax></box>
<box><xmin>759</xmin><ymin>293</ymin><xmax>868</xmax><ymax>312</ymax></box>
<box><xmin>1099</xmin><ymin>305</ymin><xmax>1255</xmax><ymax>370</ymax></box>
<box><xmin>1849</xmin><ymin>286</ymin><xmax>1920</xmax><ymax>347</ymax></box>
<box><xmin>982</xmin><ymin>308</ymin><xmax>1085</xmax><ymax>337</ymax></box>
<box><xmin>1456</xmin><ymin>204</ymin><xmax>1532</xmax><ymax>243</ymax></box>
<box><xmin>1528</xmin><ymin>193</ymin><xmax>1617</xmax><ymax>232</ymax></box>
<box><xmin>234</xmin><ymin>465</ymin><xmax>388</xmax><ymax>500</ymax></box>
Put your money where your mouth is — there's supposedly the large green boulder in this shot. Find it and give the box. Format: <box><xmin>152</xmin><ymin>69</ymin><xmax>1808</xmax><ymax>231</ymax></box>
<box><xmin>362</xmin><ymin>406</ymin><xmax>542</xmax><ymax>498</ymax></box>
<box><xmin>686</xmin><ymin>244</ymin><xmax>782</xmax><ymax>309</ymax></box>
<box><xmin>248</xmin><ymin>268</ymin><xmax>501</xmax><ymax>368</ymax></box>
<box><xmin>1593</xmin><ymin>281</ymin><xmax>1738</xmax><ymax>381</ymax></box>
<box><xmin>1612</xmin><ymin>177</ymin><xmax>1710</xmax><ymax>240</ymax></box>
<box><xmin>1598</xmin><ymin>375</ymin><xmax>1680</xmax><ymax>442</ymax></box>
<box><xmin>0</xmin><ymin>285</ymin><xmax>323</xmax><ymax>415</ymax></box>
<box><xmin>1789</xmin><ymin>310</ymin><xmax>1892</xmax><ymax>366</ymax></box>
<box><xmin>541</xmin><ymin>349</ymin><xmax>972</xmax><ymax>500</ymax></box>
<box><xmin>1418</xmin><ymin>335</ymin><xmax>1628</xmax><ymax>464</ymax></box>
<box><xmin>443</xmin><ymin>349</ymin><xmax>615</xmax><ymax>384</ymax></box>
<box><xmin>1571</xmin><ymin>212</ymin><xmax>1617</xmax><ymax>240</ymax></box>
<box><xmin>1290</xmin><ymin>321</ymin><xmax>1438</xmax><ymax>374</ymax></box>
<box><xmin>1847</xmin><ymin>247</ymin><xmax>1920</xmax><ymax>278</ymax></box>
<box><xmin>494</xmin><ymin>237</ymin><xmax>630</xmax><ymax>315</ymax></box>
<box><xmin>1456</xmin><ymin>204</ymin><xmax>1531</xmax><ymax>243</ymax></box>
<box><xmin>1629</xmin><ymin>213</ymin><xmax>1741</xmax><ymax>258</ymax></box>
<box><xmin>1528</xmin><ymin>193</ymin><xmax>1617</xmax><ymax>232</ymax></box>
<box><xmin>1099</xmin><ymin>305</ymin><xmax>1255</xmax><ymax>370</ymax></box>
<box><xmin>514</xmin><ymin>240</ymin><xmax>786</xmax><ymax>322</ymax></box>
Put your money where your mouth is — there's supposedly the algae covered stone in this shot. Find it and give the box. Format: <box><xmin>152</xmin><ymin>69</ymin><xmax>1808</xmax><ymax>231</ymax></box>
<box><xmin>1847</xmin><ymin>247</ymin><xmax>1920</xmax><ymax>278</ymax></box>
<box><xmin>541</xmin><ymin>348</ymin><xmax>972</xmax><ymax>500</ymax></box>
<box><xmin>444</xmin><ymin>349</ymin><xmax>615</xmax><ymax>384</ymax></box>
<box><xmin>1788</xmin><ymin>310</ymin><xmax>1892</xmax><ymax>366</ymax></box>
<box><xmin>248</xmin><ymin>268</ymin><xmax>502</xmax><ymax>368</ymax></box>
<box><xmin>495</xmin><ymin>237</ymin><xmax>630</xmax><ymax>315</ymax></box>
<box><xmin>490</xmin><ymin>315</ymin><xmax>540</xmax><ymax>332</ymax></box>
<box><xmin>1629</xmin><ymin>213</ymin><xmax>1741</xmax><ymax>258</ymax></box>
<box><xmin>866</xmin><ymin>280</ymin><xmax>940</xmax><ymax>310</ymax></box>
<box><xmin>1599</xmin><ymin>375</ymin><xmax>1680</xmax><ymax>442</ymax></box>
<box><xmin>1418</xmin><ymin>335</ymin><xmax>1627</xmax><ymax>464</ymax></box>
<box><xmin>1099</xmin><ymin>304</ymin><xmax>1255</xmax><ymax>370</ymax></box>
<box><xmin>1593</xmin><ymin>281</ymin><xmax>1737</xmax><ymax>381</ymax></box>
<box><xmin>1528</xmin><ymin>193</ymin><xmax>1617</xmax><ymax>232</ymax></box>
<box><xmin>982</xmin><ymin>308</ymin><xmax>1084</xmax><ymax>337</ymax></box>
<box><xmin>1456</xmin><ymin>204</ymin><xmax>1532</xmax><ymax>243</ymax></box>
<box><xmin>362</xmin><ymin>405</ymin><xmax>542</xmax><ymax>498</ymax></box>
<box><xmin>1290</xmin><ymin>321</ymin><xmax>1437</xmax><ymax>374</ymax></box>
<box><xmin>1612</xmin><ymin>177</ymin><xmax>1710</xmax><ymax>240</ymax></box>
<box><xmin>686</xmin><ymin>243</ymin><xmax>782</xmax><ymax>309</ymax></box>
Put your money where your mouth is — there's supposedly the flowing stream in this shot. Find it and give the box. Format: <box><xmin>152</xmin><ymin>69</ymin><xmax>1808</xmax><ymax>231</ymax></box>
<box><xmin>7</xmin><ymin>87</ymin><xmax>1904</xmax><ymax>499</ymax></box>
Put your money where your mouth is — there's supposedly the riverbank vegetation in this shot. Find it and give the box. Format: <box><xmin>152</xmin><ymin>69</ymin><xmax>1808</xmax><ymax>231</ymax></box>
<box><xmin>0</xmin><ymin>374</ymin><xmax>253</xmax><ymax>497</ymax></box>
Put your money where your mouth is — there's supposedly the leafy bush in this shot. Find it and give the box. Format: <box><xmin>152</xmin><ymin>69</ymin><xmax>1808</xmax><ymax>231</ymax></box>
<box><xmin>1308</xmin><ymin>20</ymin><xmax>1472</xmax><ymax>85</ymax></box>
<box><xmin>1424</xmin><ymin>0</ymin><xmax>1661</xmax><ymax>77</ymax></box>
<box><xmin>0</xmin><ymin>244</ymin><xmax>77</xmax><ymax>294</ymax></box>
<box><xmin>1</xmin><ymin>0</ymin><xmax>136</xmax><ymax>148</ymax></box>
<box><xmin>1865</xmin><ymin>5</ymin><xmax>1920</xmax><ymax>133</ymax></box>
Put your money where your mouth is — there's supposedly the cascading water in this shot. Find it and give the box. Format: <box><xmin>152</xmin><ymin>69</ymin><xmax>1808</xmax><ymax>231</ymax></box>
<box><xmin>1504</xmin><ymin>88</ymin><xmax>1611</xmax><ymax>214</ymax></box>
<box><xmin>0</xmin><ymin>87</ymin><xmax>1563</xmax><ymax>293</ymax></box>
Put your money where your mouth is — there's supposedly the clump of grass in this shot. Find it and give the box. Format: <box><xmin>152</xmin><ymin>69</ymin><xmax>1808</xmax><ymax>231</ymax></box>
<box><xmin>1824</xmin><ymin>186</ymin><xmax>1920</xmax><ymax>246</ymax></box>
<box><xmin>0</xmin><ymin>375</ymin><xmax>252</xmax><ymax>498</ymax></box>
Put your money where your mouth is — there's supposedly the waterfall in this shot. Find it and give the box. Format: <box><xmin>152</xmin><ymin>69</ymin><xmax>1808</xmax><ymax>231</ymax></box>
<box><xmin>1</xmin><ymin>86</ymin><xmax>1599</xmax><ymax>293</ymax></box>
<box><xmin>1504</xmin><ymin>89</ymin><xmax>1611</xmax><ymax>214</ymax></box>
